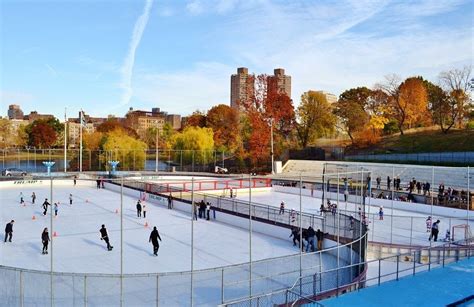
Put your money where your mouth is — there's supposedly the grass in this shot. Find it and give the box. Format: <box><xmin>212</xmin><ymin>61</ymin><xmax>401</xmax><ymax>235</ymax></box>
<box><xmin>369</xmin><ymin>129</ymin><xmax>474</xmax><ymax>154</ymax></box>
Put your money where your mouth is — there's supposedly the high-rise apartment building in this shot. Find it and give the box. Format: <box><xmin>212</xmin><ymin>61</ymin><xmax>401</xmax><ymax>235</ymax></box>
<box><xmin>7</xmin><ymin>104</ymin><xmax>24</xmax><ymax>119</ymax></box>
<box><xmin>230</xmin><ymin>67</ymin><xmax>255</xmax><ymax>110</ymax></box>
<box><xmin>315</xmin><ymin>91</ymin><xmax>337</xmax><ymax>104</ymax></box>
<box><xmin>268</xmin><ymin>68</ymin><xmax>291</xmax><ymax>98</ymax></box>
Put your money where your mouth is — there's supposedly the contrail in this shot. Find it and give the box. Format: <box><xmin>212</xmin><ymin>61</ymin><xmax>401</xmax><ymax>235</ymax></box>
<box><xmin>120</xmin><ymin>0</ymin><xmax>154</xmax><ymax>106</ymax></box>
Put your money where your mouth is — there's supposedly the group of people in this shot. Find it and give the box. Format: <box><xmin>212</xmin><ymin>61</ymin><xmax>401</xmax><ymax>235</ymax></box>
<box><xmin>319</xmin><ymin>200</ymin><xmax>337</xmax><ymax>216</ymax></box>
<box><xmin>19</xmin><ymin>191</ymin><xmax>74</xmax><ymax>217</ymax></box>
<box><xmin>194</xmin><ymin>200</ymin><xmax>213</xmax><ymax>221</ymax></box>
<box><xmin>289</xmin><ymin>226</ymin><xmax>327</xmax><ymax>252</ymax></box>
<box><xmin>136</xmin><ymin>200</ymin><xmax>147</xmax><ymax>218</ymax></box>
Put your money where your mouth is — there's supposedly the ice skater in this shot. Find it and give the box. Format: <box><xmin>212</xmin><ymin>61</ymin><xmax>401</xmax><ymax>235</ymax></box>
<box><xmin>19</xmin><ymin>192</ymin><xmax>25</xmax><ymax>205</ymax></box>
<box><xmin>41</xmin><ymin>228</ymin><xmax>50</xmax><ymax>254</ymax></box>
<box><xmin>167</xmin><ymin>194</ymin><xmax>173</xmax><ymax>209</ymax></box>
<box><xmin>143</xmin><ymin>204</ymin><xmax>147</xmax><ymax>218</ymax></box>
<box><xmin>31</xmin><ymin>192</ymin><xmax>36</xmax><ymax>204</ymax></box>
<box><xmin>99</xmin><ymin>224</ymin><xmax>113</xmax><ymax>251</ymax></box>
<box><xmin>306</xmin><ymin>226</ymin><xmax>316</xmax><ymax>252</ymax></box>
<box><xmin>42</xmin><ymin>198</ymin><xmax>50</xmax><ymax>215</ymax></box>
<box><xmin>69</xmin><ymin>194</ymin><xmax>73</xmax><ymax>205</ymax></box>
<box><xmin>149</xmin><ymin>226</ymin><xmax>162</xmax><ymax>256</ymax></box>
<box><xmin>54</xmin><ymin>203</ymin><xmax>59</xmax><ymax>217</ymax></box>
<box><xmin>444</xmin><ymin>229</ymin><xmax>451</xmax><ymax>242</ymax></box>
<box><xmin>136</xmin><ymin>200</ymin><xmax>142</xmax><ymax>218</ymax></box>
<box><xmin>426</xmin><ymin>216</ymin><xmax>432</xmax><ymax>233</ymax></box>
<box><xmin>4</xmin><ymin>220</ymin><xmax>14</xmax><ymax>243</ymax></box>
<box><xmin>378</xmin><ymin>207</ymin><xmax>384</xmax><ymax>220</ymax></box>
<box><xmin>96</xmin><ymin>179</ymin><xmax>101</xmax><ymax>189</ymax></box>
<box><xmin>206</xmin><ymin>202</ymin><xmax>211</xmax><ymax>220</ymax></box>
<box><xmin>73</xmin><ymin>175</ymin><xmax>77</xmax><ymax>186</ymax></box>
<box><xmin>279</xmin><ymin>201</ymin><xmax>285</xmax><ymax>215</ymax></box>
<box><xmin>429</xmin><ymin>220</ymin><xmax>440</xmax><ymax>242</ymax></box>
<box><xmin>316</xmin><ymin>229</ymin><xmax>328</xmax><ymax>251</ymax></box>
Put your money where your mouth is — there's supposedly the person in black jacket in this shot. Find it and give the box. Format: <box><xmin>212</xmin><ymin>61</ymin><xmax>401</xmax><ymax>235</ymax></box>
<box><xmin>41</xmin><ymin>228</ymin><xmax>50</xmax><ymax>254</ymax></box>
<box><xmin>42</xmin><ymin>198</ymin><xmax>50</xmax><ymax>216</ymax></box>
<box><xmin>315</xmin><ymin>229</ymin><xmax>328</xmax><ymax>251</ymax></box>
<box><xmin>99</xmin><ymin>224</ymin><xmax>113</xmax><ymax>251</ymax></box>
<box><xmin>306</xmin><ymin>226</ymin><xmax>316</xmax><ymax>252</ymax></box>
<box><xmin>136</xmin><ymin>200</ymin><xmax>142</xmax><ymax>218</ymax></box>
<box><xmin>149</xmin><ymin>226</ymin><xmax>162</xmax><ymax>256</ymax></box>
<box><xmin>4</xmin><ymin>220</ymin><xmax>14</xmax><ymax>243</ymax></box>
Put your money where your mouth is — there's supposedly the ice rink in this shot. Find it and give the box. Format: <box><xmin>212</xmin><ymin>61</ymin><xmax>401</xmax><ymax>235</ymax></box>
<box><xmin>0</xmin><ymin>182</ymin><xmax>309</xmax><ymax>274</ymax></box>
<box><xmin>233</xmin><ymin>188</ymin><xmax>473</xmax><ymax>246</ymax></box>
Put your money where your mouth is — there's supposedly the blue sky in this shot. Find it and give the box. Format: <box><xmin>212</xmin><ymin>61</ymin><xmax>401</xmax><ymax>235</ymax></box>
<box><xmin>1</xmin><ymin>0</ymin><xmax>472</xmax><ymax>119</ymax></box>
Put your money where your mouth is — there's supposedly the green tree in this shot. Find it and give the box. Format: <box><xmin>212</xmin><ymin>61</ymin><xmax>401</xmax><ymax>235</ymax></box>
<box><xmin>171</xmin><ymin>126</ymin><xmax>214</xmax><ymax>164</ymax></box>
<box><xmin>296</xmin><ymin>91</ymin><xmax>336</xmax><ymax>148</ymax></box>
<box><xmin>101</xmin><ymin>129</ymin><xmax>148</xmax><ymax>170</ymax></box>
<box><xmin>334</xmin><ymin>87</ymin><xmax>371</xmax><ymax>143</ymax></box>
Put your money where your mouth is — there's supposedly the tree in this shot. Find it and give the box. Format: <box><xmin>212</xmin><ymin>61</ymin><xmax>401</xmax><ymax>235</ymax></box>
<box><xmin>97</xmin><ymin>119</ymin><xmax>138</xmax><ymax>138</ymax></box>
<box><xmin>171</xmin><ymin>126</ymin><xmax>214</xmax><ymax>164</ymax></box>
<box><xmin>83</xmin><ymin>131</ymin><xmax>104</xmax><ymax>150</ymax></box>
<box><xmin>101</xmin><ymin>129</ymin><xmax>147</xmax><ymax>170</ymax></box>
<box><xmin>28</xmin><ymin>122</ymin><xmax>57</xmax><ymax>148</ymax></box>
<box><xmin>438</xmin><ymin>66</ymin><xmax>472</xmax><ymax>128</ymax></box>
<box><xmin>334</xmin><ymin>87</ymin><xmax>371</xmax><ymax>143</ymax></box>
<box><xmin>379</xmin><ymin>76</ymin><xmax>430</xmax><ymax>134</ymax></box>
<box><xmin>296</xmin><ymin>91</ymin><xmax>336</xmax><ymax>148</ymax></box>
<box><xmin>183</xmin><ymin>111</ymin><xmax>207</xmax><ymax>128</ymax></box>
<box><xmin>206</xmin><ymin>104</ymin><xmax>240</xmax><ymax>152</ymax></box>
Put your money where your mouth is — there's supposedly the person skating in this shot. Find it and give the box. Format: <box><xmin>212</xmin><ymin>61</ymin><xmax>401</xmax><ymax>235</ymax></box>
<box><xmin>4</xmin><ymin>220</ymin><xmax>14</xmax><ymax>243</ymax></box>
<box><xmin>315</xmin><ymin>229</ymin><xmax>327</xmax><ymax>250</ymax></box>
<box><xmin>31</xmin><ymin>192</ymin><xmax>36</xmax><ymax>205</ymax></box>
<box><xmin>429</xmin><ymin>220</ymin><xmax>440</xmax><ymax>242</ymax></box>
<box><xmin>136</xmin><ymin>200</ymin><xmax>142</xmax><ymax>218</ymax></box>
<box><xmin>149</xmin><ymin>226</ymin><xmax>162</xmax><ymax>256</ymax></box>
<box><xmin>96</xmin><ymin>179</ymin><xmax>100</xmax><ymax>189</ymax></box>
<box><xmin>143</xmin><ymin>204</ymin><xmax>147</xmax><ymax>218</ymax></box>
<box><xmin>19</xmin><ymin>192</ymin><xmax>25</xmax><ymax>205</ymax></box>
<box><xmin>306</xmin><ymin>226</ymin><xmax>316</xmax><ymax>252</ymax></box>
<box><xmin>54</xmin><ymin>203</ymin><xmax>59</xmax><ymax>217</ymax></box>
<box><xmin>99</xmin><ymin>224</ymin><xmax>113</xmax><ymax>251</ymax></box>
<box><xmin>167</xmin><ymin>194</ymin><xmax>173</xmax><ymax>209</ymax></box>
<box><xmin>289</xmin><ymin>227</ymin><xmax>302</xmax><ymax>248</ymax></box>
<box><xmin>73</xmin><ymin>175</ymin><xmax>77</xmax><ymax>186</ymax></box>
<box><xmin>69</xmin><ymin>194</ymin><xmax>73</xmax><ymax>205</ymax></box>
<box><xmin>199</xmin><ymin>200</ymin><xmax>206</xmax><ymax>219</ymax></box>
<box><xmin>426</xmin><ymin>216</ymin><xmax>432</xmax><ymax>233</ymax></box>
<box><xmin>41</xmin><ymin>228</ymin><xmax>50</xmax><ymax>254</ymax></box>
<box><xmin>206</xmin><ymin>202</ymin><xmax>211</xmax><ymax>220</ymax></box>
<box><xmin>379</xmin><ymin>207</ymin><xmax>384</xmax><ymax>220</ymax></box>
<box><xmin>279</xmin><ymin>201</ymin><xmax>285</xmax><ymax>215</ymax></box>
<box><xmin>42</xmin><ymin>198</ymin><xmax>50</xmax><ymax>216</ymax></box>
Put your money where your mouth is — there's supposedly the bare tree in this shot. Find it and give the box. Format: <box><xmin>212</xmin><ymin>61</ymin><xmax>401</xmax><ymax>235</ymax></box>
<box><xmin>438</xmin><ymin>66</ymin><xmax>472</xmax><ymax>128</ymax></box>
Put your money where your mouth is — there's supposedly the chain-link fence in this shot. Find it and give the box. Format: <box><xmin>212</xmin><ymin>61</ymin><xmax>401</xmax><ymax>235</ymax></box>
<box><xmin>0</xmin><ymin>175</ymin><xmax>368</xmax><ymax>306</ymax></box>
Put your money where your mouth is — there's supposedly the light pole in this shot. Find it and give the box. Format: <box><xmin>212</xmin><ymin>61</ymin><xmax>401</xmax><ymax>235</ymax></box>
<box><xmin>155</xmin><ymin>126</ymin><xmax>159</xmax><ymax>173</ymax></box>
<box><xmin>269</xmin><ymin>118</ymin><xmax>274</xmax><ymax>174</ymax></box>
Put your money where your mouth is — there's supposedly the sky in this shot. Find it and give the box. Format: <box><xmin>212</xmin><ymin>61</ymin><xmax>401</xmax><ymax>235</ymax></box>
<box><xmin>0</xmin><ymin>0</ymin><xmax>472</xmax><ymax>119</ymax></box>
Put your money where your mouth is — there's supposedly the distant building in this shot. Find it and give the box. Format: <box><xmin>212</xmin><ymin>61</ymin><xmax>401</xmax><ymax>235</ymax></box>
<box><xmin>315</xmin><ymin>91</ymin><xmax>338</xmax><ymax>104</ymax></box>
<box><xmin>230</xmin><ymin>67</ymin><xmax>255</xmax><ymax>110</ymax></box>
<box><xmin>25</xmin><ymin>111</ymin><xmax>54</xmax><ymax>122</ymax></box>
<box><xmin>166</xmin><ymin>114</ymin><xmax>182</xmax><ymax>130</ymax></box>
<box><xmin>125</xmin><ymin>108</ymin><xmax>166</xmax><ymax>139</ymax></box>
<box><xmin>7</xmin><ymin>105</ymin><xmax>24</xmax><ymax>120</ymax></box>
<box><xmin>68</xmin><ymin>122</ymin><xmax>95</xmax><ymax>146</ymax></box>
<box><xmin>268</xmin><ymin>68</ymin><xmax>291</xmax><ymax>98</ymax></box>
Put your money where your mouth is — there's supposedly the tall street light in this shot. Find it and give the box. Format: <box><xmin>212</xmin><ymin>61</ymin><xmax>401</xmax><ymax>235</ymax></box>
<box><xmin>269</xmin><ymin>117</ymin><xmax>274</xmax><ymax>174</ymax></box>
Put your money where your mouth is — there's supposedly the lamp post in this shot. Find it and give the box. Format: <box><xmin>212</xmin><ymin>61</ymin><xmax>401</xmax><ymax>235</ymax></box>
<box><xmin>269</xmin><ymin>117</ymin><xmax>274</xmax><ymax>174</ymax></box>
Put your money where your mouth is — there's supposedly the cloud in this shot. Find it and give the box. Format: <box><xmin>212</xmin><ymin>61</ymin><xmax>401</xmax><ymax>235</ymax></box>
<box><xmin>119</xmin><ymin>0</ymin><xmax>154</xmax><ymax>106</ymax></box>
<box><xmin>186</xmin><ymin>0</ymin><xmax>204</xmax><ymax>15</ymax></box>
<box><xmin>133</xmin><ymin>62</ymin><xmax>234</xmax><ymax>114</ymax></box>
<box><xmin>45</xmin><ymin>64</ymin><xmax>58</xmax><ymax>77</ymax></box>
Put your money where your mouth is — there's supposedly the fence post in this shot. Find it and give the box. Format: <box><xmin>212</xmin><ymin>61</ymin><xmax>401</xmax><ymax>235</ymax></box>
<box><xmin>156</xmin><ymin>275</ymin><xmax>159</xmax><ymax>307</ymax></box>
<box><xmin>378</xmin><ymin>259</ymin><xmax>381</xmax><ymax>286</ymax></box>
<box><xmin>20</xmin><ymin>271</ymin><xmax>24</xmax><ymax>307</ymax></box>
<box><xmin>396</xmin><ymin>255</ymin><xmax>399</xmax><ymax>281</ymax></box>
<box><xmin>84</xmin><ymin>275</ymin><xmax>87</xmax><ymax>307</ymax></box>
<box><xmin>221</xmin><ymin>268</ymin><xmax>224</xmax><ymax>304</ymax></box>
<box><xmin>409</xmin><ymin>217</ymin><xmax>413</xmax><ymax>246</ymax></box>
<box><xmin>413</xmin><ymin>251</ymin><xmax>416</xmax><ymax>276</ymax></box>
<box><xmin>443</xmin><ymin>245</ymin><xmax>446</xmax><ymax>267</ymax></box>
